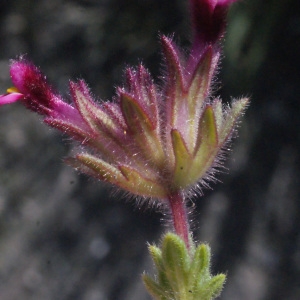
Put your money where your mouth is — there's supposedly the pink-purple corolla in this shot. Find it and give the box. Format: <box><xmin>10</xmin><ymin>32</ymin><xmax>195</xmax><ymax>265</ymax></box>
<box><xmin>0</xmin><ymin>0</ymin><xmax>247</xmax><ymax>247</ymax></box>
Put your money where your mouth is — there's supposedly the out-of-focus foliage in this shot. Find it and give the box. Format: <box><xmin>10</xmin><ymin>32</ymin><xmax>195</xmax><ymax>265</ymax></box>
<box><xmin>0</xmin><ymin>0</ymin><xmax>300</xmax><ymax>299</ymax></box>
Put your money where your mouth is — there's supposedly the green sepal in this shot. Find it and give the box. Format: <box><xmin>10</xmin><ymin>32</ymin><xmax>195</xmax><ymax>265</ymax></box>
<box><xmin>70</xmin><ymin>154</ymin><xmax>167</xmax><ymax>198</ymax></box>
<box><xmin>171</xmin><ymin>129</ymin><xmax>193</xmax><ymax>189</ymax></box>
<box><xmin>219</xmin><ymin>97</ymin><xmax>249</xmax><ymax>144</ymax></box>
<box><xmin>120</xmin><ymin>92</ymin><xmax>165</xmax><ymax>165</ymax></box>
<box><xmin>186</xmin><ymin>48</ymin><xmax>213</xmax><ymax>146</ymax></box>
<box><xmin>188</xmin><ymin>106</ymin><xmax>219</xmax><ymax>185</ymax></box>
<box><xmin>194</xmin><ymin>105</ymin><xmax>218</xmax><ymax>155</ymax></box>
<box><xmin>72</xmin><ymin>85</ymin><xmax>103</xmax><ymax>134</ymax></box>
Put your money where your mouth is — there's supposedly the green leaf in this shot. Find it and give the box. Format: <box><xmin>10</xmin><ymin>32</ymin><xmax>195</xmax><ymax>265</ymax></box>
<box><xmin>207</xmin><ymin>274</ymin><xmax>226</xmax><ymax>299</ymax></box>
<box><xmin>149</xmin><ymin>245</ymin><xmax>163</xmax><ymax>271</ymax></box>
<box><xmin>162</xmin><ymin>233</ymin><xmax>190</xmax><ymax>295</ymax></box>
<box><xmin>143</xmin><ymin>233</ymin><xmax>226</xmax><ymax>300</ymax></box>
<box><xmin>188</xmin><ymin>244</ymin><xmax>211</xmax><ymax>290</ymax></box>
<box><xmin>143</xmin><ymin>274</ymin><xmax>170</xmax><ymax>300</ymax></box>
<box><xmin>148</xmin><ymin>245</ymin><xmax>173</xmax><ymax>292</ymax></box>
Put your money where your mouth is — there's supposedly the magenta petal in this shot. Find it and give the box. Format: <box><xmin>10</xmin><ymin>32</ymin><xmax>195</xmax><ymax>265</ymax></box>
<box><xmin>217</xmin><ymin>0</ymin><xmax>237</xmax><ymax>5</ymax></box>
<box><xmin>0</xmin><ymin>93</ymin><xmax>23</xmax><ymax>105</ymax></box>
<box><xmin>10</xmin><ymin>59</ymin><xmax>39</xmax><ymax>93</ymax></box>
<box><xmin>189</xmin><ymin>0</ymin><xmax>237</xmax><ymax>47</ymax></box>
<box><xmin>9</xmin><ymin>59</ymin><xmax>56</xmax><ymax>115</ymax></box>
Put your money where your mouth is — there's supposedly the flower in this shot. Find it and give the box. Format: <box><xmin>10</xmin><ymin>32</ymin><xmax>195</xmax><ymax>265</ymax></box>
<box><xmin>189</xmin><ymin>0</ymin><xmax>238</xmax><ymax>45</ymax></box>
<box><xmin>0</xmin><ymin>0</ymin><xmax>248</xmax><ymax>245</ymax></box>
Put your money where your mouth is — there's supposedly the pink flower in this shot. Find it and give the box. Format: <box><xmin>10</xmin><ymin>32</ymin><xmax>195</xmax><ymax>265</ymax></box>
<box><xmin>189</xmin><ymin>0</ymin><xmax>238</xmax><ymax>46</ymax></box>
<box><xmin>0</xmin><ymin>0</ymin><xmax>247</xmax><ymax>246</ymax></box>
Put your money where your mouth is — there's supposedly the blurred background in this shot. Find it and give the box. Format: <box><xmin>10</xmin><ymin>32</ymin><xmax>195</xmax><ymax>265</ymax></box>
<box><xmin>0</xmin><ymin>0</ymin><xmax>300</xmax><ymax>299</ymax></box>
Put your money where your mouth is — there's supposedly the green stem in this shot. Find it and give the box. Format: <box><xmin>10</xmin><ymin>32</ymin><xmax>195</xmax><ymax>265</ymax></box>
<box><xmin>168</xmin><ymin>191</ymin><xmax>190</xmax><ymax>249</ymax></box>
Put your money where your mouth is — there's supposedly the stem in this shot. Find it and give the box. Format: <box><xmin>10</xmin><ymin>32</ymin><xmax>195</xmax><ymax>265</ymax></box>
<box><xmin>168</xmin><ymin>191</ymin><xmax>190</xmax><ymax>249</ymax></box>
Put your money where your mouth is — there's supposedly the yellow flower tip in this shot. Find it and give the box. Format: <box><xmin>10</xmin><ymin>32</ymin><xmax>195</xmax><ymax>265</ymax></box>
<box><xmin>6</xmin><ymin>86</ymin><xmax>20</xmax><ymax>94</ymax></box>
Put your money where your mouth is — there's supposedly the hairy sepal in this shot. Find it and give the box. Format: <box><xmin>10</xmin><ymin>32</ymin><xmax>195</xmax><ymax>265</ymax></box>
<box><xmin>161</xmin><ymin>36</ymin><xmax>186</xmax><ymax>130</ymax></box>
<box><xmin>124</xmin><ymin>65</ymin><xmax>159</xmax><ymax>128</ymax></box>
<box><xmin>70</xmin><ymin>154</ymin><xmax>167</xmax><ymax>198</ymax></box>
<box><xmin>120</xmin><ymin>92</ymin><xmax>165</xmax><ymax>165</ymax></box>
<box><xmin>171</xmin><ymin>129</ymin><xmax>194</xmax><ymax>189</ymax></box>
<box><xmin>189</xmin><ymin>105</ymin><xmax>219</xmax><ymax>184</ymax></box>
<box><xmin>218</xmin><ymin>97</ymin><xmax>249</xmax><ymax>144</ymax></box>
<box><xmin>186</xmin><ymin>47</ymin><xmax>214</xmax><ymax>150</ymax></box>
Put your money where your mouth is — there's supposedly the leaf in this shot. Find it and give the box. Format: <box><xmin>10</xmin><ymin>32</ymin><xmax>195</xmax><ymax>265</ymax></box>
<box><xmin>142</xmin><ymin>274</ymin><xmax>170</xmax><ymax>300</ymax></box>
<box><xmin>206</xmin><ymin>274</ymin><xmax>226</xmax><ymax>299</ymax></box>
<box><xmin>188</xmin><ymin>244</ymin><xmax>211</xmax><ymax>290</ymax></box>
<box><xmin>143</xmin><ymin>233</ymin><xmax>226</xmax><ymax>300</ymax></box>
<box><xmin>148</xmin><ymin>245</ymin><xmax>173</xmax><ymax>293</ymax></box>
<box><xmin>162</xmin><ymin>233</ymin><xmax>190</xmax><ymax>296</ymax></box>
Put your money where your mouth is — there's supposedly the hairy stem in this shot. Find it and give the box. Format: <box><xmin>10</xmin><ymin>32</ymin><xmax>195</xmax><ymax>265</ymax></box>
<box><xmin>168</xmin><ymin>191</ymin><xmax>190</xmax><ymax>249</ymax></box>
